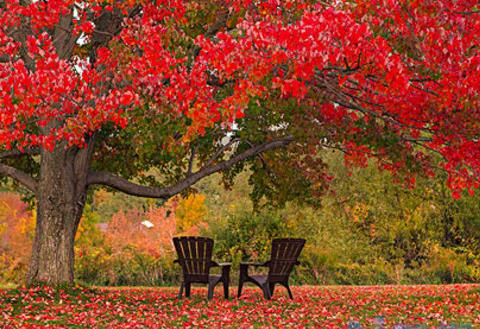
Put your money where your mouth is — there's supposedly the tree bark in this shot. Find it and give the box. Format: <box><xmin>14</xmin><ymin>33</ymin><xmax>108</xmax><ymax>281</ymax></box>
<box><xmin>27</xmin><ymin>147</ymin><xmax>89</xmax><ymax>286</ymax></box>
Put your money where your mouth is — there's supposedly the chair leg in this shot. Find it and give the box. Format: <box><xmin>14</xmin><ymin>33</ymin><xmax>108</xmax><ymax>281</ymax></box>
<box><xmin>237</xmin><ymin>278</ymin><xmax>244</xmax><ymax>298</ymax></box>
<box><xmin>285</xmin><ymin>283</ymin><xmax>293</xmax><ymax>299</ymax></box>
<box><xmin>238</xmin><ymin>265</ymin><xmax>248</xmax><ymax>298</ymax></box>
<box><xmin>178</xmin><ymin>281</ymin><xmax>184</xmax><ymax>299</ymax></box>
<box><xmin>208</xmin><ymin>282</ymin><xmax>215</xmax><ymax>300</ymax></box>
<box><xmin>185</xmin><ymin>282</ymin><xmax>191</xmax><ymax>298</ymax></box>
<box><xmin>221</xmin><ymin>265</ymin><xmax>230</xmax><ymax>299</ymax></box>
<box><xmin>262</xmin><ymin>283</ymin><xmax>272</xmax><ymax>300</ymax></box>
<box><xmin>223</xmin><ymin>278</ymin><xmax>229</xmax><ymax>299</ymax></box>
<box><xmin>269</xmin><ymin>283</ymin><xmax>276</xmax><ymax>298</ymax></box>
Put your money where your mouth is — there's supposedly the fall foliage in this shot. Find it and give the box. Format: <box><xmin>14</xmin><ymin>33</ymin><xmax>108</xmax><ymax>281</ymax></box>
<box><xmin>1</xmin><ymin>285</ymin><xmax>479</xmax><ymax>327</ymax></box>
<box><xmin>1</xmin><ymin>0</ymin><xmax>480</xmax><ymax>284</ymax></box>
<box><xmin>0</xmin><ymin>191</ymin><xmax>208</xmax><ymax>285</ymax></box>
<box><xmin>1</xmin><ymin>1</ymin><xmax>480</xmax><ymax>191</ymax></box>
<box><xmin>104</xmin><ymin>195</ymin><xmax>206</xmax><ymax>257</ymax></box>
<box><xmin>0</xmin><ymin>192</ymin><xmax>35</xmax><ymax>282</ymax></box>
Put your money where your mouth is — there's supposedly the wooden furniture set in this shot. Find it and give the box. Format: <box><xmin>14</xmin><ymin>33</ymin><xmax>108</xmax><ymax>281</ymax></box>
<box><xmin>173</xmin><ymin>236</ymin><xmax>305</xmax><ymax>300</ymax></box>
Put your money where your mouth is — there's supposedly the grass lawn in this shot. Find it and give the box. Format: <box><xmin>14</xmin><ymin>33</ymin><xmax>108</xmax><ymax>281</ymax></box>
<box><xmin>0</xmin><ymin>284</ymin><xmax>479</xmax><ymax>328</ymax></box>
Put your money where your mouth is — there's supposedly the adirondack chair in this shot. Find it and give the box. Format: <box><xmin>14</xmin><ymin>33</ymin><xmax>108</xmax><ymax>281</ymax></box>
<box><xmin>173</xmin><ymin>236</ymin><xmax>231</xmax><ymax>300</ymax></box>
<box><xmin>237</xmin><ymin>238</ymin><xmax>305</xmax><ymax>300</ymax></box>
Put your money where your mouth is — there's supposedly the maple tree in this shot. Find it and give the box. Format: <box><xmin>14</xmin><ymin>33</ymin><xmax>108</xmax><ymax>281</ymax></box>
<box><xmin>0</xmin><ymin>0</ymin><xmax>479</xmax><ymax>285</ymax></box>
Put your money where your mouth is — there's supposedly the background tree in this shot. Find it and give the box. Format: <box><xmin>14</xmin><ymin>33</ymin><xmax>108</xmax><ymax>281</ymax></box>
<box><xmin>0</xmin><ymin>192</ymin><xmax>35</xmax><ymax>283</ymax></box>
<box><xmin>0</xmin><ymin>0</ymin><xmax>479</xmax><ymax>285</ymax></box>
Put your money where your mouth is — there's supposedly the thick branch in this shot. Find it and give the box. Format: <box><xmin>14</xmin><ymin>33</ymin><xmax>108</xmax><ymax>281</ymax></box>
<box><xmin>87</xmin><ymin>136</ymin><xmax>294</xmax><ymax>199</ymax></box>
<box><xmin>52</xmin><ymin>13</ymin><xmax>77</xmax><ymax>59</ymax></box>
<box><xmin>0</xmin><ymin>148</ymin><xmax>40</xmax><ymax>159</ymax></box>
<box><xmin>90</xmin><ymin>5</ymin><xmax>142</xmax><ymax>64</ymax></box>
<box><xmin>74</xmin><ymin>135</ymin><xmax>96</xmax><ymax>186</ymax></box>
<box><xmin>0</xmin><ymin>163</ymin><xmax>37</xmax><ymax>192</ymax></box>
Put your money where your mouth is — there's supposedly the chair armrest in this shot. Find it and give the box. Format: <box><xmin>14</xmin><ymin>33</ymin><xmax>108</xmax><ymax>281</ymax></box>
<box><xmin>210</xmin><ymin>261</ymin><xmax>232</xmax><ymax>267</ymax></box>
<box><xmin>240</xmin><ymin>261</ymin><xmax>269</xmax><ymax>267</ymax></box>
<box><xmin>211</xmin><ymin>262</ymin><xmax>232</xmax><ymax>280</ymax></box>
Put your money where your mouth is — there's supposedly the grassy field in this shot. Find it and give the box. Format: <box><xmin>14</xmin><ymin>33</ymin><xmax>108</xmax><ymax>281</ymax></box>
<box><xmin>1</xmin><ymin>285</ymin><xmax>479</xmax><ymax>328</ymax></box>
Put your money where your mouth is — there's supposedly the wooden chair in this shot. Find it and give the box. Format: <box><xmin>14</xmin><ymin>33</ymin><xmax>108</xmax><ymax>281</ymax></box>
<box><xmin>173</xmin><ymin>236</ymin><xmax>231</xmax><ymax>300</ymax></box>
<box><xmin>237</xmin><ymin>238</ymin><xmax>305</xmax><ymax>300</ymax></box>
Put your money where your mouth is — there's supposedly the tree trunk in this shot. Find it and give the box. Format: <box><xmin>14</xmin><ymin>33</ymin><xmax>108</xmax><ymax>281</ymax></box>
<box><xmin>27</xmin><ymin>147</ymin><xmax>89</xmax><ymax>286</ymax></box>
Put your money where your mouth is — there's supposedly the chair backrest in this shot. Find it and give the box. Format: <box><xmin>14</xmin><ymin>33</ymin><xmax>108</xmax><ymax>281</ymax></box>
<box><xmin>173</xmin><ymin>236</ymin><xmax>214</xmax><ymax>282</ymax></box>
<box><xmin>268</xmin><ymin>238</ymin><xmax>306</xmax><ymax>282</ymax></box>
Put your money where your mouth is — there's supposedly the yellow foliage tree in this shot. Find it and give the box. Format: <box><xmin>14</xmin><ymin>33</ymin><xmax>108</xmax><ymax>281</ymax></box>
<box><xmin>175</xmin><ymin>194</ymin><xmax>207</xmax><ymax>232</ymax></box>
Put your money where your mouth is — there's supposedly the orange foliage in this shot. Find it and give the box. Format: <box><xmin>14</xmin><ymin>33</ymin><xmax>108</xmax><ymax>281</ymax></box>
<box><xmin>104</xmin><ymin>196</ymin><xmax>207</xmax><ymax>258</ymax></box>
<box><xmin>0</xmin><ymin>192</ymin><xmax>35</xmax><ymax>282</ymax></box>
<box><xmin>0</xmin><ymin>191</ymin><xmax>209</xmax><ymax>283</ymax></box>
<box><xmin>105</xmin><ymin>205</ymin><xmax>175</xmax><ymax>257</ymax></box>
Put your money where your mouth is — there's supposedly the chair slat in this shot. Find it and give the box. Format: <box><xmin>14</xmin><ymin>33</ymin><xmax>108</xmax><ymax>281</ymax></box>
<box><xmin>268</xmin><ymin>238</ymin><xmax>305</xmax><ymax>279</ymax></box>
<box><xmin>198</xmin><ymin>238</ymin><xmax>205</xmax><ymax>274</ymax></box>
<box><xmin>173</xmin><ymin>236</ymin><xmax>214</xmax><ymax>276</ymax></box>
<box><xmin>205</xmin><ymin>238</ymin><xmax>213</xmax><ymax>272</ymax></box>
<box><xmin>182</xmin><ymin>238</ymin><xmax>192</xmax><ymax>274</ymax></box>
<box><xmin>191</xmin><ymin>237</ymin><xmax>199</xmax><ymax>275</ymax></box>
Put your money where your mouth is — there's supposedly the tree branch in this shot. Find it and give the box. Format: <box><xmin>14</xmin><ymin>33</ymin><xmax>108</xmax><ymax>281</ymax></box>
<box><xmin>187</xmin><ymin>145</ymin><xmax>197</xmax><ymax>175</ymax></box>
<box><xmin>205</xmin><ymin>7</ymin><xmax>230</xmax><ymax>37</ymax></box>
<box><xmin>87</xmin><ymin>136</ymin><xmax>294</xmax><ymax>199</ymax></box>
<box><xmin>314</xmin><ymin>75</ymin><xmax>434</xmax><ymax>134</ymax></box>
<box><xmin>452</xmin><ymin>10</ymin><xmax>480</xmax><ymax>15</ymax></box>
<box><xmin>0</xmin><ymin>163</ymin><xmax>37</xmax><ymax>193</ymax></box>
<box><xmin>203</xmin><ymin>137</ymin><xmax>241</xmax><ymax>169</ymax></box>
<box><xmin>0</xmin><ymin>148</ymin><xmax>40</xmax><ymax>159</ymax></box>
<box><xmin>0</xmin><ymin>54</ymin><xmax>10</xmax><ymax>62</ymax></box>
<box><xmin>90</xmin><ymin>5</ymin><xmax>142</xmax><ymax>64</ymax></box>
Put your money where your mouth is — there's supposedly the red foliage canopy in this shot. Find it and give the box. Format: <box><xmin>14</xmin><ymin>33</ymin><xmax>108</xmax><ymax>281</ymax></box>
<box><xmin>1</xmin><ymin>0</ymin><xmax>480</xmax><ymax>196</ymax></box>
